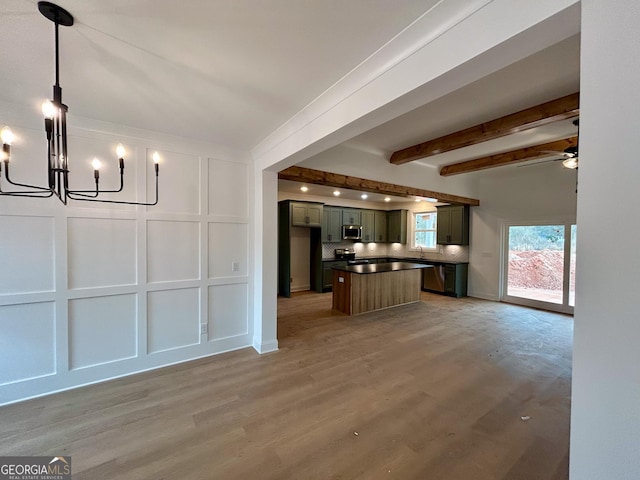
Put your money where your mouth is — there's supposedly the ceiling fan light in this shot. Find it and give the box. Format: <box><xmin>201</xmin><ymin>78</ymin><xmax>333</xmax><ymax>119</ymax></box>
<box><xmin>562</xmin><ymin>157</ymin><xmax>578</xmax><ymax>169</ymax></box>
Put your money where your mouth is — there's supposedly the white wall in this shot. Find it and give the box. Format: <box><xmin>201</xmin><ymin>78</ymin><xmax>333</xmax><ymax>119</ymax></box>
<box><xmin>468</xmin><ymin>164</ymin><xmax>577</xmax><ymax>301</ymax></box>
<box><xmin>0</xmin><ymin>105</ymin><xmax>253</xmax><ymax>405</ymax></box>
<box><xmin>570</xmin><ymin>1</ymin><xmax>640</xmax><ymax>478</ymax></box>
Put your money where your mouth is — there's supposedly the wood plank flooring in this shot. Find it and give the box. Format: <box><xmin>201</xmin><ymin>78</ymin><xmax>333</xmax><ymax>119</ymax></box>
<box><xmin>0</xmin><ymin>292</ymin><xmax>572</xmax><ymax>479</ymax></box>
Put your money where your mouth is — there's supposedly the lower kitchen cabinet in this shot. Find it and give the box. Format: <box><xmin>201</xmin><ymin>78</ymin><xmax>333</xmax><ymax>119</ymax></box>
<box><xmin>444</xmin><ymin>263</ymin><xmax>468</xmax><ymax>297</ymax></box>
<box><xmin>323</xmin><ymin>261</ymin><xmax>348</xmax><ymax>291</ymax></box>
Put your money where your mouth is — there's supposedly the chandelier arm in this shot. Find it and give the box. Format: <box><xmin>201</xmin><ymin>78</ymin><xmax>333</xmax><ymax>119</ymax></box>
<box><xmin>66</xmin><ymin>190</ymin><xmax>99</xmax><ymax>198</ymax></box>
<box><xmin>0</xmin><ymin>168</ymin><xmax>53</xmax><ymax>197</ymax></box>
<box><xmin>0</xmin><ymin>189</ymin><xmax>54</xmax><ymax>198</ymax></box>
<box><xmin>66</xmin><ymin>174</ymin><xmax>158</xmax><ymax>206</ymax></box>
<box><xmin>3</xmin><ymin>162</ymin><xmax>54</xmax><ymax>192</ymax></box>
<box><xmin>67</xmin><ymin>170</ymin><xmax>125</xmax><ymax>194</ymax></box>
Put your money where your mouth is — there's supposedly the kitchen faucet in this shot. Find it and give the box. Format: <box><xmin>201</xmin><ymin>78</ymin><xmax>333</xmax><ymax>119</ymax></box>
<box><xmin>419</xmin><ymin>246</ymin><xmax>423</xmax><ymax>259</ymax></box>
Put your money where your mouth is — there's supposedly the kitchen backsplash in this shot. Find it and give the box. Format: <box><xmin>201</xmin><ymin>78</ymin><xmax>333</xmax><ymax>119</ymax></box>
<box><xmin>322</xmin><ymin>241</ymin><xmax>469</xmax><ymax>263</ymax></box>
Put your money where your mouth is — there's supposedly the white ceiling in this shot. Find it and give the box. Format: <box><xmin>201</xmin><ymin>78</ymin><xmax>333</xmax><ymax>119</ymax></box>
<box><xmin>1</xmin><ymin>1</ymin><xmax>580</xmax><ymax>188</ymax></box>
<box><xmin>0</xmin><ymin>0</ymin><xmax>435</xmax><ymax>149</ymax></box>
<box><xmin>345</xmin><ymin>34</ymin><xmax>581</xmax><ymax>170</ymax></box>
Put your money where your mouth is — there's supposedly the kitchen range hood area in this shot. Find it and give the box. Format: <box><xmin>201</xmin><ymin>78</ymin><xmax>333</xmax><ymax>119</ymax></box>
<box><xmin>277</xmin><ymin>199</ymin><xmax>469</xmax><ymax>301</ymax></box>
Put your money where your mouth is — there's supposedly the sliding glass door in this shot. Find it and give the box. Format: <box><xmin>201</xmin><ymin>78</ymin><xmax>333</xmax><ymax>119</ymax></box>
<box><xmin>502</xmin><ymin>222</ymin><xmax>576</xmax><ymax>313</ymax></box>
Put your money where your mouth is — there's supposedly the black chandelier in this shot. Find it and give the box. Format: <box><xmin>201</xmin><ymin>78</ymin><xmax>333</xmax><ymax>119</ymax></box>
<box><xmin>0</xmin><ymin>2</ymin><xmax>159</xmax><ymax>205</ymax></box>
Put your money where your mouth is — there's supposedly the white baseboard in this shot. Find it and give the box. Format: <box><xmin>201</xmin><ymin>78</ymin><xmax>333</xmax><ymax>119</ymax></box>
<box><xmin>253</xmin><ymin>338</ymin><xmax>279</xmax><ymax>354</ymax></box>
<box><xmin>469</xmin><ymin>292</ymin><xmax>499</xmax><ymax>302</ymax></box>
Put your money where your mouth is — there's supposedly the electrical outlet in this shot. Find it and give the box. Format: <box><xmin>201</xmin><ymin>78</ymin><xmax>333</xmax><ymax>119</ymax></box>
<box><xmin>200</xmin><ymin>323</ymin><xmax>208</xmax><ymax>335</ymax></box>
<box><xmin>232</xmin><ymin>261</ymin><xmax>240</xmax><ymax>272</ymax></box>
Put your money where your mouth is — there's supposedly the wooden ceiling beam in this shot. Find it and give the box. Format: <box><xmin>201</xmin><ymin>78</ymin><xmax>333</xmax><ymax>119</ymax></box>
<box><xmin>438</xmin><ymin>137</ymin><xmax>578</xmax><ymax>176</ymax></box>
<box><xmin>390</xmin><ymin>92</ymin><xmax>580</xmax><ymax>165</ymax></box>
<box><xmin>278</xmin><ymin>166</ymin><xmax>480</xmax><ymax>206</ymax></box>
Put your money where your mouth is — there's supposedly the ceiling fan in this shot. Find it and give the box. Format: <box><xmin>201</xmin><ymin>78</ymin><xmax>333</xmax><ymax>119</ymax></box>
<box><xmin>519</xmin><ymin>119</ymin><xmax>580</xmax><ymax>169</ymax></box>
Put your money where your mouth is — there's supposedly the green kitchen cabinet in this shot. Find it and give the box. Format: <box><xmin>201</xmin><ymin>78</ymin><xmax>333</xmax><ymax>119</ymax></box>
<box><xmin>387</xmin><ymin>209</ymin><xmax>408</xmax><ymax>244</ymax></box>
<box><xmin>374</xmin><ymin>210</ymin><xmax>388</xmax><ymax>243</ymax></box>
<box><xmin>322</xmin><ymin>260</ymin><xmax>348</xmax><ymax>291</ymax></box>
<box><xmin>361</xmin><ymin>210</ymin><xmax>375</xmax><ymax>242</ymax></box>
<box><xmin>342</xmin><ymin>208</ymin><xmax>361</xmax><ymax>226</ymax></box>
<box><xmin>279</xmin><ymin>200</ymin><xmax>323</xmax><ymax>297</ymax></box>
<box><xmin>322</xmin><ymin>206</ymin><xmax>343</xmax><ymax>242</ymax></box>
<box><xmin>444</xmin><ymin>263</ymin><xmax>468</xmax><ymax>297</ymax></box>
<box><xmin>291</xmin><ymin>201</ymin><xmax>323</xmax><ymax>227</ymax></box>
<box><xmin>436</xmin><ymin>205</ymin><xmax>469</xmax><ymax>245</ymax></box>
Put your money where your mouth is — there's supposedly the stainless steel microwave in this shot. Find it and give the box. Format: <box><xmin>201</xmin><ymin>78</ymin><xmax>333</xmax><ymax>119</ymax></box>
<box><xmin>342</xmin><ymin>225</ymin><xmax>362</xmax><ymax>240</ymax></box>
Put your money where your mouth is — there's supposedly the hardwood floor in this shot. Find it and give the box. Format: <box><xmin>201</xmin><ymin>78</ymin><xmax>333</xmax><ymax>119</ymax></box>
<box><xmin>0</xmin><ymin>292</ymin><xmax>572</xmax><ymax>479</ymax></box>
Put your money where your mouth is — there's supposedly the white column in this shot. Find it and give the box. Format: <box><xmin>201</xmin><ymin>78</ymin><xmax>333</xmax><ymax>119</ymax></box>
<box><xmin>571</xmin><ymin>1</ymin><xmax>640</xmax><ymax>478</ymax></box>
<box><xmin>252</xmin><ymin>168</ymin><xmax>278</xmax><ymax>353</ymax></box>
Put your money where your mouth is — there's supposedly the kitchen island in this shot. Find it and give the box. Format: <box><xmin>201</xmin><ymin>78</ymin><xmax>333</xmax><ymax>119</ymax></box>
<box><xmin>332</xmin><ymin>262</ymin><xmax>431</xmax><ymax>315</ymax></box>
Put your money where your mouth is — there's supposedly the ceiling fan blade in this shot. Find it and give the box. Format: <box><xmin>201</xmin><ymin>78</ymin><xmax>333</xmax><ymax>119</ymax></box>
<box><xmin>517</xmin><ymin>158</ymin><xmax>562</xmax><ymax>168</ymax></box>
<box><xmin>540</xmin><ymin>150</ymin><xmax>572</xmax><ymax>158</ymax></box>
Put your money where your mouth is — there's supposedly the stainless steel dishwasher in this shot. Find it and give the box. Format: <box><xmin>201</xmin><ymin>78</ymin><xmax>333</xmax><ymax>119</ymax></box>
<box><xmin>422</xmin><ymin>264</ymin><xmax>445</xmax><ymax>292</ymax></box>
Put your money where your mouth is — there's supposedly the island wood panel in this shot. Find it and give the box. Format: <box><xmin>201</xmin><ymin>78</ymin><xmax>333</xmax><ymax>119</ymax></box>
<box><xmin>332</xmin><ymin>269</ymin><xmax>352</xmax><ymax>314</ymax></box>
<box><xmin>333</xmin><ymin>269</ymin><xmax>421</xmax><ymax>315</ymax></box>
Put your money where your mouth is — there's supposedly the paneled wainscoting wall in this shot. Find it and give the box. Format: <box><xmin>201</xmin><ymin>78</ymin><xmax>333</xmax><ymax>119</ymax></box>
<box><xmin>0</xmin><ymin>121</ymin><xmax>252</xmax><ymax>405</ymax></box>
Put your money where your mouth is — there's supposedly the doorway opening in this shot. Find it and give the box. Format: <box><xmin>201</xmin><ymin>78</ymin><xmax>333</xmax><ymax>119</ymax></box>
<box><xmin>502</xmin><ymin>222</ymin><xmax>576</xmax><ymax>314</ymax></box>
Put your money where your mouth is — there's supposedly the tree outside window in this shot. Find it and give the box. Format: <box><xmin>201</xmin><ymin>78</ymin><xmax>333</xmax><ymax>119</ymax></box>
<box><xmin>413</xmin><ymin>211</ymin><xmax>437</xmax><ymax>250</ymax></box>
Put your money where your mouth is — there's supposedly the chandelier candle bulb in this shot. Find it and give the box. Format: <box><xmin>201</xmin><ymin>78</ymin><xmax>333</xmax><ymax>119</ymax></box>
<box><xmin>41</xmin><ymin>100</ymin><xmax>56</xmax><ymax>120</ymax></box>
<box><xmin>152</xmin><ymin>152</ymin><xmax>160</xmax><ymax>174</ymax></box>
<box><xmin>1</xmin><ymin>126</ymin><xmax>14</xmax><ymax>146</ymax></box>
<box><xmin>1</xmin><ymin>127</ymin><xmax>13</xmax><ymax>160</ymax></box>
<box><xmin>116</xmin><ymin>144</ymin><xmax>126</xmax><ymax>170</ymax></box>
<box><xmin>92</xmin><ymin>158</ymin><xmax>101</xmax><ymax>181</ymax></box>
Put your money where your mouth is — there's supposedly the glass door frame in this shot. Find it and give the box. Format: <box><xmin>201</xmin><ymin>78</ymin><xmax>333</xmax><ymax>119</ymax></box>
<box><xmin>500</xmin><ymin>218</ymin><xmax>576</xmax><ymax>315</ymax></box>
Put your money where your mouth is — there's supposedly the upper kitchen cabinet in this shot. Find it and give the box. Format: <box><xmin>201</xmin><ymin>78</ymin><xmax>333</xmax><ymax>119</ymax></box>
<box><xmin>374</xmin><ymin>210</ymin><xmax>388</xmax><ymax>243</ymax></box>
<box><xmin>361</xmin><ymin>210</ymin><xmax>375</xmax><ymax>242</ymax></box>
<box><xmin>342</xmin><ymin>208</ymin><xmax>361</xmax><ymax>226</ymax></box>
<box><xmin>436</xmin><ymin>205</ymin><xmax>469</xmax><ymax>245</ymax></box>
<box><xmin>290</xmin><ymin>201</ymin><xmax>323</xmax><ymax>227</ymax></box>
<box><xmin>322</xmin><ymin>206</ymin><xmax>342</xmax><ymax>242</ymax></box>
<box><xmin>388</xmin><ymin>209</ymin><xmax>408</xmax><ymax>244</ymax></box>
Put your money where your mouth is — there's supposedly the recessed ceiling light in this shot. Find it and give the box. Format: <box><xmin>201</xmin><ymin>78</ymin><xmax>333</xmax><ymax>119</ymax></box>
<box><xmin>361</xmin><ymin>194</ymin><xmax>368</xmax><ymax>199</ymax></box>
<box><xmin>415</xmin><ymin>197</ymin><xmax>421</xmax><ymax>202</ymax></box>
<box><xmin>300</xmin><ymin>186</ymin><xmax>308</xmax><ymax>192</ymax></box>
<box><xmin>384</xmin><ymin>197</ymin><xmax>391</xmax><ymax>202</ymax></box>
<box><xmin>333</xmin><ymin>190</ymin><xmax>340</xmax><ymax>196</ymax></box>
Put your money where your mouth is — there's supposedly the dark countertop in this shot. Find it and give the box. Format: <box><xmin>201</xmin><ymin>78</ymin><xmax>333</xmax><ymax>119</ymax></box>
<box><xmin>391</xmin><ymin>257</ymin><xmax>469</xmax><ymax>265</ymax></box>
<box><xmin>332</xmin><ymin>261</ymin><xmax>433</xmax><ymax>275</ymax></box>
<box><xmin>322</xmin><ymin>257</ymin><xmax>469</xmax><ymax>265</ymax></box>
